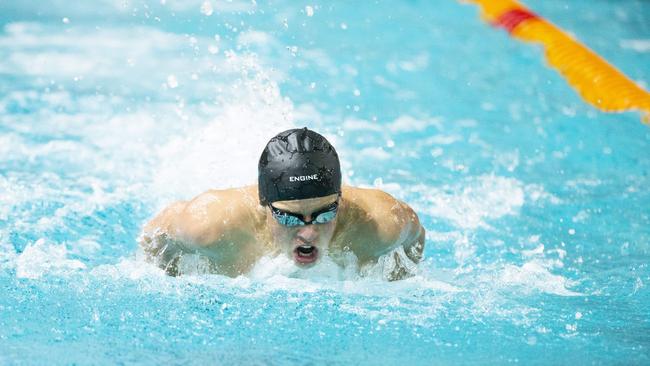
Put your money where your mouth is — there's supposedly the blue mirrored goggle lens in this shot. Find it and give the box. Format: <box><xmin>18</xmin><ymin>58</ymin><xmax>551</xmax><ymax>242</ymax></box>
<box><xmin>313</xmin><ymin>210</ymin><xmax>336</xmax><ymax>224</ymax></box>
<box><xmin>276</xmin><ymin>212</ymin><xmax>305</xmax><ymax>227</ymax></box>
<box><xmin>270</xmin><ymin>203</ymin><xmax>338</xmax><ymax>227</ymax></box>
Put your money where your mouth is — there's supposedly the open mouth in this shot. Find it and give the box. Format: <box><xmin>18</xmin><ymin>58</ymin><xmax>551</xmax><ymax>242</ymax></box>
<box><xmin>293</xmin><ymin>244</ymin><xmax>319</xmax><ymax>264</ymax></box>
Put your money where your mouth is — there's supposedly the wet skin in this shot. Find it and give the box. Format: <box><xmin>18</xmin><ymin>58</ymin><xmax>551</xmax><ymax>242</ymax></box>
<box><xmin>139</xmin><ymin>185</ymin><xmax>425</xmax><ymax>280</ymax></box>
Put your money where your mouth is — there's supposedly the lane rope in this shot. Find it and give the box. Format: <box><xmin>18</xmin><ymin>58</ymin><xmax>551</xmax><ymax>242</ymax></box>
<box><xmin>463</xmin><ymin>0</ymin><xmax>650</xmax><ymax>123</ymax></box>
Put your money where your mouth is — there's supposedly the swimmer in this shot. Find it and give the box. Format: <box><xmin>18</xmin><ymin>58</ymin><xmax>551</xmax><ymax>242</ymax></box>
<box><xmin>139</xmin><ymin>128</ymin><xmax>425</xmax><ymax>280</ymax></box>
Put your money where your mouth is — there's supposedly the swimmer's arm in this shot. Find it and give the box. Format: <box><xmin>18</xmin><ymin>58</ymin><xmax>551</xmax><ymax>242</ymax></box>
<box><xmin>139</xmin><ymin>201</ymin><xmax>189</xmax><ymax>276</ymax></box>
<box><xmin>371</xmin><ymin>191</ymin><xmax>426</xmax><ymax>280</ymax></box>
<box><xmin>380</xmin><ymin>200</ymin><xmax>425</xmax><ymax>260</ymax></box>
<box><xmin>363</xmin><ymin>189</ymin><xmax>425</xmax><ymax>261</ymax></box>
<box><xmin>394</xmin><ymin>203</ymin><xmax>425</xmax><ymax>264</ymax></box>
<box><xmin>139</xmin><ymin>188</ymin><xmax>260</xmax><ymax>276</ymax></box>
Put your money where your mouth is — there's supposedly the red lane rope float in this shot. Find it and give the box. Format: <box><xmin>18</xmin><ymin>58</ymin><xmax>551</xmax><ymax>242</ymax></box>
<box><xmin>463</xmin><ymin>0</ymin><xmax>650</xmax><ymax>123</ymax></box>
<box><xmin>494</xmin><ymin>8</ymin><xmax>538</xmax><ymax>33</ymax></box>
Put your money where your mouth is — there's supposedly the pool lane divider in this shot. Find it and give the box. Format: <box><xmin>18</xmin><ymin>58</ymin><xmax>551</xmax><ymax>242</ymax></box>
<box><xmin>462</xmin><ymin>0</ymin><xmax>650</xmax><ymax>123</ymax></box>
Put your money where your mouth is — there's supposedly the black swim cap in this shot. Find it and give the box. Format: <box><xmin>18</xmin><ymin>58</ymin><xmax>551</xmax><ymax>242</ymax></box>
<box><xmin>258</xmin><ymin>128</ymin><xmax>341</xmax><ymax>205</ymax></box>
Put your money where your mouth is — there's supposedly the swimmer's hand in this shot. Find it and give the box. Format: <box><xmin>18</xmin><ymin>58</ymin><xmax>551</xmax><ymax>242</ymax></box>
<box><xmin>385</xmin><ymin>224</ymin><xmax>425</xmax><ymax>281</ymax></box>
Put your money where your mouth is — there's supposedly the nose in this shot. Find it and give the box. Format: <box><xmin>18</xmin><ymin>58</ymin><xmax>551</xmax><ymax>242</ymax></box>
<box><xmin>296</xmin><ymin>224</ymin><xmax>319</xmax><ymax>243</ymax></box>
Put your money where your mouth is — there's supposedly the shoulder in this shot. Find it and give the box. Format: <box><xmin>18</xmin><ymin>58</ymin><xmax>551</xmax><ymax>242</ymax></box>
<box><xmin>176</xmin><ymin>185</ymin><xmax>265</xmax><ymax>247</ymax></box>
<box><xmin>340</xmin><ymin>186</ymin><xmax>418</xmax><ymax>246</ymax></box>
<box><xmin>342</xmin><ymin>185</ymin><xmax>413</xmax><ymax>219</ymax></box>
<box><xmin>184</xmin><ymin>185</ymin><xmax>260</xmax><ymax>216</ymax></box>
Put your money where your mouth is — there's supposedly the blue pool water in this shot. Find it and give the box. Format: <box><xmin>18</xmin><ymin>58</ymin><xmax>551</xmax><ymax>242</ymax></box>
<box><xmin>1</xmin><ymin>0</ymin><xmax>649</xmax><ymax>364</ymax></box>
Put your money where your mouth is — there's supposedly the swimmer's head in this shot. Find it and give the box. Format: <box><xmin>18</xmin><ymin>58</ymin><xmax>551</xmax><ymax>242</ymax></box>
<box><xmin>258</xmin><ymin>127</ymin><xmax>341</xmax><ymax>206</ymax></box>
<box><xmin>258</xmin><ymin>128</ymin><xmax>342</xmax><ymax>265</ymax></box>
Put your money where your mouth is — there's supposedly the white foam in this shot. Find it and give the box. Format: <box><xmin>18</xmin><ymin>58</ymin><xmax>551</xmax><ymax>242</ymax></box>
<box><xmin>237</xmin><ymin>30</ymin><xmax>275</xmax><ymax>47</ymax></box>
<box><xmin>1</xmin><ymin>23</ymin><xmax>189</xmax><ymax>82</ymax></box>
<box><xmin>163</xmin><ymin>0</ymin><xmax>255</xmax><ymax>13</ymax></box>
<box><xmin>387</xmin><ymin>115</ymin><xmax>441</xmax><ymax>132</ymax></box>
<box><xmin>620</xmin><ymin>39</ymin><xmax>650</xmax><ymax>53</ymax></box>
<box><xmin>151</xmin><ymin>90</ymin><xmax>294</xmax><ymax>202</ymax></box>
<box><xmin>91</xmin><ymin>256</ymin><xmax>169</xmax><ymax>281</ymax></box>
<box><xmin>343</xmin><ymin>115</ymin><xmax>441</xmax><ymax>135</ymax></box>
<box><xmin>565</xmin><ymin>178</ymin><xmax>602</xmax><ymax>196</ymax></box>
<box><xmin>525</xmin><ymin>183</ymin><xmax>562</xmax><ymax>205</ymax></box>
<box><xmin>15</xmin><ymin>239</ymin><xmax>86</xmax><ymax>279</ymax></box>
<box><xmin>419</xmin><ymin>134</ymin><xmax>462</xmax><ymax>146</ymax></box>
<box><xmin>359</xmin><ymin>146</ymin><xmax>391</xmax><ymax>160</ymax></box>
<box><xmin>410</xmin><ymin>175</ymin><xmax>525</xmax><ymax>229</ymax></box>
<box><xmin>342</xmin><ymin>118</ymin><xmax>383</xmax><ymax>132</ymax></box>
<box><xmin>300</xmin><ymin>49</ymin><xmax>338</xmax><ymax>76</ymax></box>
<box><xmin>87</xmin><ymin>243</ymin><xmax>458</xmax><ymax>300</ymax></box>
<box><xmin>69</xmin><ymin>236</ymin><xmax>102</xmax><ymax>256</ymax></box>
<box><xmin>407</xmin><ymin>175</ymin><xmax>561</xmax><ymax>229</ymax></box>
<box><xmin>499</xmin><ymin>261</ymin><xmax>582</xmax><ymax>296</ymax></box>
<box><xmin>0</xmin><ymin>237</ymin><xmax>17</xmax><ymax>270</ymax></box>
<box><xmin>1</xmin><ymin>21</ymin><xmax>296</xmax><ymax>202</ymax></box>
<box><xmin>1</xmin><ymin>21</ymin><xmax>302</xmax><ymax>283</ymax></box>
<box><xmin>386</xmin><ymin>53</ymin><xmax>429</xmax><ymax>73</ymax></box>
<box><xmin>200</xmin><ymin>0</ymin><xmax>214</xmax><ymax>16</ymax></box>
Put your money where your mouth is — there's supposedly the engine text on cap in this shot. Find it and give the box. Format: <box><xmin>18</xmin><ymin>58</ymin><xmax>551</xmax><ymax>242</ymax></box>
<box><xmin>289</xmin><ymin>174</ymin><xmax>319</xmax><ymax>182</ymax></box>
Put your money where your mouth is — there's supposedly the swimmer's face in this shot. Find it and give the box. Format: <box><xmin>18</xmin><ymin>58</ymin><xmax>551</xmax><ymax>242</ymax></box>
<box><xmin>267</xmin><ymin>193</ymin><xmax>340</xmax><ymax>266</ymax></box>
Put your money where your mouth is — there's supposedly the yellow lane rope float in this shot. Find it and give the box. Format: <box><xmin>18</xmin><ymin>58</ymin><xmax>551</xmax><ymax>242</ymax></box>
<box><xmin>463</xmin><ymin>0</ymin><xmax>650</xmax><ymax>123</ymax></box>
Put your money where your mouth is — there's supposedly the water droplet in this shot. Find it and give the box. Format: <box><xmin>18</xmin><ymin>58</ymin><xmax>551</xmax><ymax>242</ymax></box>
<box><xmin>568</xmin><ymin>228</ymin><xmax>575</xmax><ymax>235</ymax></box>
<box><xmin>62</xmin><ymin>17</ymin><xmax>70</xmax><ymax>24</ymax></box>
<box><xmin>353</xmin><ymin>89</ymin><xmax>360</xmax><ymax>96</ymax></box>
<box><xmin>305</xmin><ymin>5</ymin><xmax>314</xmax><ymax>17</ymax></box>
<box><xmin>287</xmin><ymin>46</ymin><xmax>298</xmax><ymax>56</ymax></box>
<box><xmin>386</xmin><ymin>139</ymin><xmax>395</xmax><ymax>148</ymax></box>
<box><xmin>575</xmin><ymin>312</ymin><xmax>583</xmax><ymax>320</ymax></box>
<box><xmin>208</xmin><ymin>45</ymin><xmax>219</xmax><ymax>54</ymax></box>
<box><xmin>633</xmin><ymin>277</ymin><xmax>644</xmax><ymax>292</ymax></box>
<box><xmin>200</xmin><ymin>1</ymin><xmax>214</xmax><ymax>16</ymax></box>
<box><xmin>167</xmin><ymin>74</ymin><xmax>178</xmax><ymax>88</ymax></box>
<box><xmin>340</xmin><ymin>22</ymin><xmax>348</xmax><ymax>30</ymax></box>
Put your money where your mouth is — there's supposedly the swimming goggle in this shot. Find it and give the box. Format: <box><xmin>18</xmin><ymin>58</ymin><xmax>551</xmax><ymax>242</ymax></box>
<box><xmin>269</xmin><ymin>200</ymin><xmax>339</xmax><ymax>227</ymax></box>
